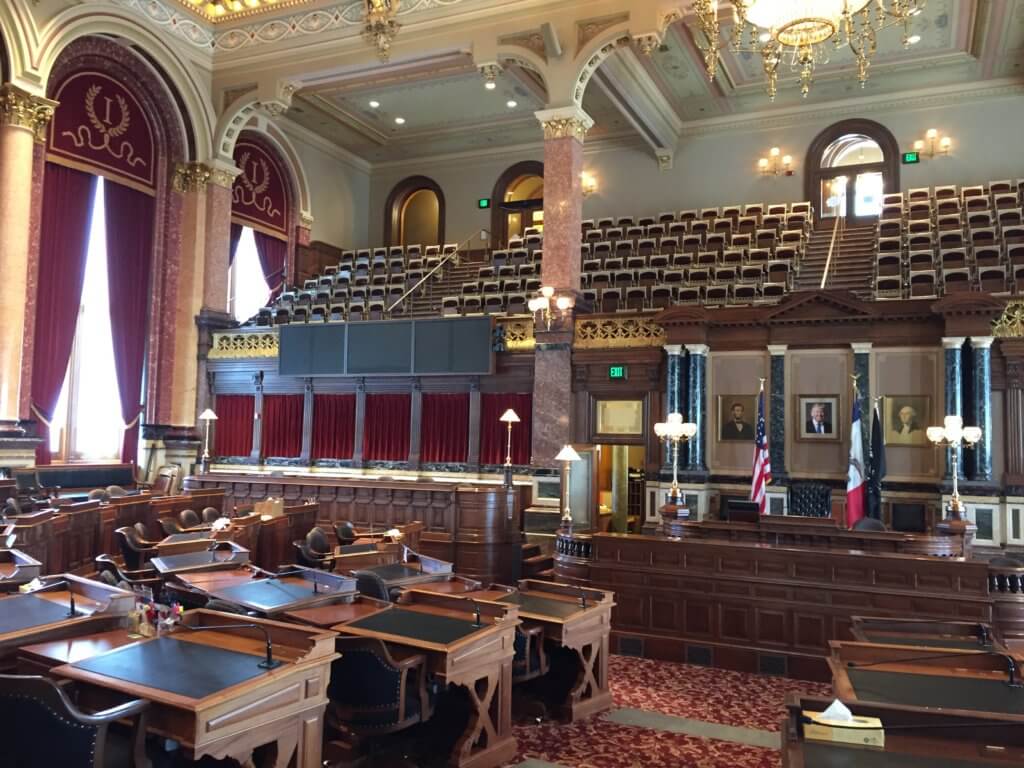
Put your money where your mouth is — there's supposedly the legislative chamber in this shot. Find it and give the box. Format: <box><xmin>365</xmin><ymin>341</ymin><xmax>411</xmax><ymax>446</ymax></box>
<box><xmin>1</xmin><ymin>0</ymin><xmax>1024</xmax><ymax>766</ymax></box>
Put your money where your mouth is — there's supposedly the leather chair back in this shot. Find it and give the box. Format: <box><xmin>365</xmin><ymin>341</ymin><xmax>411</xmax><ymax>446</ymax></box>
<box><xmin>788</xmin><ymin>482</ymin><xmax>832</xmax><ymax>518</ymax></box>
<box><xmin>160</xmin><ymin>518</ymin><xmax>183</xmax><ymax>536</ymax></box>
<box><xmin>202</xmin><ymin>506</ymin><xmax>220</xmax><ymax>523</ymax></box>
<box><xmin>353</xmin><ymin>570</ymin><xmax>391</xmax><ymax>602</ymax></box>
<box><xmin>133</xmin><ymin>522</ymin><xmax>152</xmax><ymax>542</ymax></box>
<box><xmin>105</xmin><ymin>485</ymin><xmax>128</xmax><ymax>498</ymax></box>
<box><xmin>115</xmin><ymin>527</ymin><xmax>148</xmax><ymax>571</ymax></box>
<box><xmin>307</xmin><ymin>526</ymin><xmax>330</xmax><ymax>555</ymax></box>
<box><xmin>335</xmin><ymin>521</ymin><xmax>357</xmax><ymax>546</ymax></box>
<box><xmin>179</xmin><ymin>509</ymin><xmax>201</xmax><ymax>529</ymax></box>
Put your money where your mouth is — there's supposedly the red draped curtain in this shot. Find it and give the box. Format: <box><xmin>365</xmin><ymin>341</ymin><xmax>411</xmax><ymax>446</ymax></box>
<box><xmin>229</xmin><ymin>223</ymin><xmax>243</xmax><ymax>265</ymax></box>
<box><xmin>480</xmin><ymin>393</ymin><xmax>532</xmax><ymax>465</ymax></box>
<box><xmin>363</xmin><ymin>393</ymin><xmax>411</xmax><ymax>462</ymax></box>
<box><xmin>421</xmin><ymin>394</ymin><xmax>469</xmax><ymax>464</ymax></box>
<box><xmin>104</xmin><ymin>181</ymin><xmax>154</xmax><ymax>465</ymax></box>
<box><xmin>262</xmin><ymin>394</ymin><xmax>303</xmax><ymax>458</ymax></box>
<box><xmin>311</xmin><ymin>394</ymin><xmax>356</xmax><ymax>460</ymax></box>
<box><xmin>213</xmin><ymin>395</ymin><xmax>254</xmax><ymax>457</ymax></box>
<box><xmin>253</xmin><ymin>231</ymin><xmax>287</xmax><ymax>299</ymax></box>
<box><xmin>31</xmin><ymin>164</ymin><xmax>98</xmax><ymax>464</ymax></box>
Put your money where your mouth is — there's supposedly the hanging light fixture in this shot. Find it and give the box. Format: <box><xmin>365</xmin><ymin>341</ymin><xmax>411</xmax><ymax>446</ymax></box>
<box><xmin>364</xmin><ymin>0</ymin><xmax>401</xmax><ymax>62</ymax></box>
<box><xmin>693</xmin><ymin>0</ymin><xmax>927</xmax><ymax>101</ymax></box>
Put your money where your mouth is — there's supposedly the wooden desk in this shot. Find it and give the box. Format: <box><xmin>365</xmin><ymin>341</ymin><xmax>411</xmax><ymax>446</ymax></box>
<box><xmin>782</xmin><ymin>693</ymin><xmax>1024</xmax><ymax>767</ymax></box>
<box><xmin>188</xmin><ymin>569</ymin><xmax>357</xmax><ymax>617</ymax></box>
<box><xmin>851</xmin><ymin>616</ymin><xmax>1011</xmax><ymax>654</ymax></box>
<box><xmin>0</xmin><ymin>575</ymin><xmax>133</xmax><ymax>667</ymax></box>
<box><xmin>52</xmin><ymin>609</ymin><xmax>337</xmax><ymax>768</ymax></box>
<box><xmin>150</xmin><ymin>542</ymin><xmax>249</xmax><ymax>575</ymax></box>
<box><xmin>829</xmin><ymin>640</ymin><xmax>1024</xmax><ymax>716</ymax></box>
<box><xmin>17</xmin><ymin>628</ymin><xmax>138</xmax><ymax>673</ymax></box>
<box><xmin>333</xmin><ymin>590</ymin><xmax>519</xmax><ymax>768</ymax></box>
<box><xmin>400</xmin><ymin>575</ymin><xmax>483</xmax><ymax>595</ymax></box>
<box><xmin>465</xmin><ymin>579</ymin><xmax>615</xmax><ymax>722</ymax></box>
<box><xmin>349</xmin><ymin>561</ymin><xmax>450</xmax><ymax>591</ymax></box>
<box><xmin>156</xmin><ymin>530</ymin><xmax>217</xmax><ymax>556</ymax></box>
<box><xmin>283</xmin><ymin>595</ymin><xmax>391</xmax><ymax>629</ymax></box>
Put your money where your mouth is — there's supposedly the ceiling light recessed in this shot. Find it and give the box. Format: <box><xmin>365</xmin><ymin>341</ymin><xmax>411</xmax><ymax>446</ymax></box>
<box><xmin>485</xmin><ymin>81</ymin><xmax>497</xmax><ymax>90</ymax></box>
<box><xmin>907</xmin><ymin>34</ymin><xmax>921</xmax><ymax>44</ymax></box>
<box><xmin>369</xmin><ymin>100</ymin><xmax>380</xmax><ymax>108</ymax></box>
<box><xmin>394</xmin><ymin>117</ymin><xmax>406</xmax><ymax>125</ymax></box>
<box><xmin>506</xmin><ymin>100</ymin><xmax>518</xmax><ymax>108</ymax></box>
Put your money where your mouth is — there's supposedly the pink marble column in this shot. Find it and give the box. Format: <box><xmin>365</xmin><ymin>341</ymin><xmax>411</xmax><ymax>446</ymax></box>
<box><xmin>0</xmin><ymin>85</ymin><xmax>56</xmax><ymax>427</ymax></box>
<box><xmin>530</xmin><ymin>107</ymin><xmax>592</xmax><ymax>467</ymax></box>
<box><xmin>202</xmin><ymin>166</ymin><xmax>237</xmax><ymax>312</ymax></box>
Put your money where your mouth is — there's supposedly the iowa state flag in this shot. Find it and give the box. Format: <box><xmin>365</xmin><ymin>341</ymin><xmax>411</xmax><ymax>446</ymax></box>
<box><xmin>846</xmin><ymin>398</ymin><xmax>866</xmax><ymax>529</ymax></box>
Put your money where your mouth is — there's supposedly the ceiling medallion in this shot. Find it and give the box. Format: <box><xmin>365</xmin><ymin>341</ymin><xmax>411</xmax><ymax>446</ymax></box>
<box><xmin>364</xmin><ymin>0</ymin><xmax>401</xmax><ymax>62</ymax></box>
<box><xmin>693</xmin><ymin>0</ymin><xmax>927</xmax><ymax>100</ymax></box>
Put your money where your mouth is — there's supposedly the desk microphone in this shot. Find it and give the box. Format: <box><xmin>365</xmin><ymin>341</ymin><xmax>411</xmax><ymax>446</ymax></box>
<box><xmin>470</xmin><ymin>599</ymin><xmax>482</xmax><ymax>628</ymax></box>
<box><xmin>578</xmin><ymin>586</ymin><xmax>587</xmax><ymax>610</ymax></box>
<box><xmin>848</xmin><ymin>649</ymin><xmax>1023</xmax><ymax>688</ymax></box>
<box><xmin>179</xmin><ymin>621</ymin><xmax>283</xmax><ymax>669</ymax></box>
<box><xmin>207</xmin><ymin>540</ymin><xmax>220</xmax><ymax>563</ymax></box>
<box><xmin>248</xmin><ymin>565</ymin><xmax>304</xmax><ymax>580</ymax></box>
<box><xmin>38</xmin><ymin>579</ymin><xmax>77</xmax><ymax>617</ymax></box>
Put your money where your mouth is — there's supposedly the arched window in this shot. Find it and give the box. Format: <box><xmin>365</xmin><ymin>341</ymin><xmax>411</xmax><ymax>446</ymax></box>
<box><xmin>491</xmin><ymin>161</ymin><xmax>543</xmax><ymax>246</ymax></box>
<box><xmin>384</xmin><ymin>176</ymin><xmax>445</xmax><ymax>247</ymax></box>
<box><xmin>805</xmin><ymin>119</ymin><xmax>899</xmax><ymax>225</ymax></box>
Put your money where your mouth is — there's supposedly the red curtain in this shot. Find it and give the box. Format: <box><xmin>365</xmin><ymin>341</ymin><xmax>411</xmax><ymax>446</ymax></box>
<box><xmin>253</xmin><ymin>231</ymin><xmax>287</xmax><ymax>299</ymax></box>
<box><xmin>213</xmin><ymin>395</ymin><xmax>254</xmax><ymax>457</ymax></box>
<box><xmin>262</xmin><ymin>394</ymin><xmax>303</xmax><ymax>457</ymax></box>
<box><xmin>363</xmin><ymin>393</ymin><xmax>411</xmax><ymax>462</ymax></box>
<box><xmin>312</xmin><ymin>394</ymin><xmax>356</xmax><ymax>460</ymax></box>
<box><xmin>229</xmin><ymin>223</ymin><xmax>243</xmax><ymax>265</ymax></box>
<box><xmin>421</xmin><ymin>394</ymin><xmax>469</xmax><ymax>464</ymax></box>
<box><xmin>31</xmin><ymin>164</ymin><xmax>98</xmax><ymax>464</ymax></box>
<box><xmin>480</xmin><ymin>393</ymin><xmax>532</xmax><ymax>465</ymax></box>
<box><xmin>104</xmin><ymin>181</ymin><xmax>155</xmax><ymax>465</ymax></box>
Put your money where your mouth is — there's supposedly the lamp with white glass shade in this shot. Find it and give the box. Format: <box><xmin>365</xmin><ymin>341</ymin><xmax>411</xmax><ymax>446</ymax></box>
<box><xmin>199</xmin><ymin>408</ymin><xmax>218</xmax><ymax>471</ymax></box>
<box><xmin>653</xmin><ymin>412</ymin><xmax>698</xmax><ymax>505</ymax></box>
<box><xmin>499</xmin><ymin>408</ymin><xmax>520</xmax><ymax>488</ymax></box>
<box><xmin>927</xmin><ymin>414</ymin><xmax>982</xmax><ymax>524</ymax></box>
<box><xmin>555</xmin><ymin>444</ymin><xmax>582</xmax><ymax>529</ymax></box>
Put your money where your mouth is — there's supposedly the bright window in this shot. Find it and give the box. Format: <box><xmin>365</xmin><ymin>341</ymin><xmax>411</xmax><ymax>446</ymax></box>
<box><xmin>49</xmin><ymin>178</ymin><xmax>126</xmax><ymax>462</ymax></box>
<box><xmin>229</xmin><ymin>226</ymin><xmax>270</xmax><ymax>323</ymax></box>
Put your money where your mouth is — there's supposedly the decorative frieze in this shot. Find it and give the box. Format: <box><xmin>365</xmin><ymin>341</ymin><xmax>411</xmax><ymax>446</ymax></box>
<box><xmin>209</xmin><ymin>331</ymin><xmax>279</xmax><ymax>359</ymax></box>
<box><xmin>0</xmin><ymin>84</ymin><xmax>58</xmax><ymax>144</ymax></box>
<box><xmin>497</xmin><ymin>318</ymin><xmax>535</xmax><ymax>351</ymax></box>
<box><xmin>575</xmin><ymin>316</ymin><xmax>665</xmax><ymax>349</ymax></box>
<box><xmin>994</xmin><ymin>300</ymin><xmax>1024</xmax><ymax>338</ymax></box>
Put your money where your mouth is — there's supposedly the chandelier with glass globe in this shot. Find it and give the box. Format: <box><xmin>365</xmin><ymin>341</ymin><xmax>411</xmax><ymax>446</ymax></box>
<box><xmin>692</xmin><ymin>0</ymin><xmax>927</xmax><ymax>100</ymax></box>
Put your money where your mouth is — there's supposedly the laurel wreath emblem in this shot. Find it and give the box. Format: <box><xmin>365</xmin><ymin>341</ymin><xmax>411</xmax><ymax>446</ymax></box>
<box><xmin>85</xmin><ymin>84</ymin><xmax>130</xmax><ymax>138</ymax></box>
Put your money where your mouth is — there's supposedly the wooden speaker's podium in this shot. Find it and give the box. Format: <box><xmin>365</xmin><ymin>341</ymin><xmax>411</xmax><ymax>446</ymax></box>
<box><xmin>659</xmin><ymin>499</ymin><xmax>691</xmax><ymax>538</ymax></box>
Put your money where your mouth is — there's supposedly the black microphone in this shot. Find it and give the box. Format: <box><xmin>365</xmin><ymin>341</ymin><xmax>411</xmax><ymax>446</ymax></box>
<box><xmin>179</xmin><ymin>621</ymin><xmax>283</xmax><ymax>669</ymax></box>
<box><xmin>470</xmin><ymin>599</ymin><xmax>482</xmax><ymax>628</ymax></box>
<box><xmin>978</xmin><ymin>623</ymin><xmax>991</xmax><ymax>646</ymax></box>
<box><xmin>849</xmin><ymin>649</ymin><xmax>1024</xmax><ymax>688</ymax></box>
<box><xmin>579</xmin><ymin>586</ymin><xmax>587</xmax><ymax>610</ymax></box>
<box><xmin>38</xmin><ymin>579</ymin><xmax>77</xmax><ymax>617</ymax></box>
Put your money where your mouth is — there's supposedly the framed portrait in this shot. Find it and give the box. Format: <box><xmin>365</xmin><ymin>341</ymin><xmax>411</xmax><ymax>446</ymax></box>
<box><xmin>796</xmin><ymin>395</ymin><xmax>841</xmax><ymax>441</ymax></box>
<box><xmin>717</xmin><ymin>394</ymin><xmax>758</xmax><ymax>442</ymax></box>
<box><xmin>594</xmin><ymin>399</ymin><xmax>644</xmax><ymax>436</ymax></box>
<box><xmin>883</xmin><ymin>395</ymin><xmax>931</xmax><ymax>447</ymax></box>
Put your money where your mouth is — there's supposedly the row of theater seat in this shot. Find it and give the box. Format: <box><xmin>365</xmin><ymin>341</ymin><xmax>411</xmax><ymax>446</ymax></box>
<box><xmin>873</xmin><ymin>180</ymin><xmax>1024</xmax><ymax>300</ymax></box>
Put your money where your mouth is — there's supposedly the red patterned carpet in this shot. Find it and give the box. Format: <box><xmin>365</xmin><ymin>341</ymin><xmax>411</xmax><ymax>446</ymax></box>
<box><xmin>508</xmin><ymin>654</ymin><xmax>833</xmax><ymax>768</ymax></box>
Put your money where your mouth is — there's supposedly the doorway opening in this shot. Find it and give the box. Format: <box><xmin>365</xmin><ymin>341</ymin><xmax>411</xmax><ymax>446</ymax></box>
<box><xmin>595</xmin><ymin>444</ymin><xmax>646</xmax><ymax>533</ymax></box>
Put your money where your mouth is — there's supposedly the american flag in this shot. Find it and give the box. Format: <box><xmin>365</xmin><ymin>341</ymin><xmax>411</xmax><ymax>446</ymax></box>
<box><xmin>750</xmin><ymin>381</ymin><xmax>772</xmax><ymax>515</ymax></box>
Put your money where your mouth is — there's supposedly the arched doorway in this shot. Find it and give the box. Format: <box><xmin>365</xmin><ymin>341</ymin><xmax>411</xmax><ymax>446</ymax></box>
<box><xmin>491</xmin><ymin>160</ymin><xmax>543</xmax><ymax>246</ymax></box>
<box><xmin>805</xmin><ymin>119</ymin><xmax>899</xmax><ymax>227</ymax></box>
<box><xmin>384</xmin><ymin>176</ymin><xmax>445</xmax><ymax>247</ymax></box>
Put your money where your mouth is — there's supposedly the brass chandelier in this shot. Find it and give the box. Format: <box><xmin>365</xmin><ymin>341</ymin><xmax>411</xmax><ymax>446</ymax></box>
<box><xmin>692</xmin><ymin>0</ymin><xmax>927</xmax><ymax>100</ymax></box>
<box><xmin>364</xmin><ymin>0</ymin><xmax>401</xmax><ymax>62</ymax></box>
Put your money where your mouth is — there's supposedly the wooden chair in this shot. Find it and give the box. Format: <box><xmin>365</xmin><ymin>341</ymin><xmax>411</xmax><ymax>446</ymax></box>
<box><xmin>0</xmin><ymin>674</ymin><xmax>149</xmax><ymax>768</ymax></box>
<box><xmin>114</xmin><ymin>526</ymin><xmax>156</xmax><ymax>571</ymax></box>
<box><xmin>294</xmin><ymin>526</ymin><xmax>333</xmax><ymax>569</ymax></box>
<box><xmin>179</xmin><ymin>508</ymin><xmax>201</xmax><ymax>529</ymax></box>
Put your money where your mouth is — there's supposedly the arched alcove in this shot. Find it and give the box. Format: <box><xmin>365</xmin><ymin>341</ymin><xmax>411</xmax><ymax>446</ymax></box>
<box><xmin>491</xmin><ymin>160</ymin><xmax>544</xmax><ymax>246</ymax></box>
<box><xmin>384</xmin><ymin>176</ymin><xmax>445</xmax><ymax>246</ymax></box>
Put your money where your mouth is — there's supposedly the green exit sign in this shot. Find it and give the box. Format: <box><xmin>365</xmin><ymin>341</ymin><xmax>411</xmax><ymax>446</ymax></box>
<box><xmin>477</xmin><ymin>198</ymin><xmax>491</xmax><ymax>209</ymax></box>
<box><xmin>902</xmin><ymin>151</ymin><xmax>920</xmax><ymax>164</ymax></box>
<box><xmin>608</xmin><ymin>365</ymin><xmax>627</xmax><ymax>380</ymax></box>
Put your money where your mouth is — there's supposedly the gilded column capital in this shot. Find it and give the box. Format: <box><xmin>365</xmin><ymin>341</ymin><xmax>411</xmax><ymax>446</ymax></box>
<box><xmin>535</xmin><ymin>106</ymin><xmax>594</xmax><ymax>142</ymax></box>
<box><xmin>0</xmin><ymin>84</ymin><xmax>58</xmax><ymax>144</ymax></box>
<box><xmin>173</xmin><ymin>161</ymin><xmax>240</xmax><ymax>193</ymax></box>
<box><xmin>299</xmin><ymin>212</ymin><xmax>315</xmax><ymax>229</ymax></box>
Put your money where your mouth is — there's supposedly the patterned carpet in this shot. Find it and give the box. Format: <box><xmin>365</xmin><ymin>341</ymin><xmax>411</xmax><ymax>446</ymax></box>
<box><xmin>508</xmin><ymin>654</ymin><xmax>833</xmax><ymax>768</ymax></box>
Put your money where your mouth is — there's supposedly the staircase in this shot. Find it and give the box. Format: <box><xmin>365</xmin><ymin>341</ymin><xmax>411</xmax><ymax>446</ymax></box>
<box><xmin>795</xmin><ymin>223</ymin><xmax>877</xmax><ymax>296</ymax></box>
<box><xmin>402</xmin><ymin>259</ymin><xmax>482</xmax><ymax>317</ymax></box>
<box><xmin>521</xmin><ymin>540</ymin><xmax>554</xmax><ymax>579</ymax></box>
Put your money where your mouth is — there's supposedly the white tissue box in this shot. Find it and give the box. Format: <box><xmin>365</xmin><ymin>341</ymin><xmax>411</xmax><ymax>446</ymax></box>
<box><xmin>803</xmin><ymin>710</ymin><xmax>884</xmax><ymax>749</ymax></box>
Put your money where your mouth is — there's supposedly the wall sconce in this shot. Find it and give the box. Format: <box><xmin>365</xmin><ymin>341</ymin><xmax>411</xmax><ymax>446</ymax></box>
<box><xmin>913</xmin><ymin>128</ymin><xmax>952</xmax><ymax>158</ymax></box>
<box><xmin>555</xmin><ymin>444</ymin><xmax>582</xmax><ymax>529</ymax></box>
<box><xmin>758</xmin><ymin>147</ymin><xmax>793</xmax><ymax>177</ymax></box>
<box><xmin>527</xmin><ymin>285</ymin><xmax>574</xmax><ymax>330</ymax></box>
<box><xmin>580</xmin><ymin>171</ymin><xmax>598</xmax><ymax>197</ymax></box>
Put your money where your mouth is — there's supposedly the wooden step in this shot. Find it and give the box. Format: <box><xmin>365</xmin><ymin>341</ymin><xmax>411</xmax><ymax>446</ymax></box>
<box><xmin>522</xmin><ymin>553</ymin><xmax>554</xmax><ymax>576</ymax></box>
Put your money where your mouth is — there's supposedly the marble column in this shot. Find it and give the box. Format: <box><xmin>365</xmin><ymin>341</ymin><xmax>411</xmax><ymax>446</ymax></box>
<box><xmin>767</xmin><ymin>344</ymin><xmax>787</xmax><ymax>480</ymax></box>
<box><xmin>942</xmin><ymin>336</ymin><xmax>966</xmax><ymax>480</ymax></box>
<box><xmin>300</xmin><ymin>378</ymin><xmax>314</xmax><ymax>464</ymax></box>
<box><xmin>684</xmin><ymin>344</ymin><xmax>709</xmax><ymax>474</ymax></box>
<box><xmin>970</xmin><ymin>336</ymin><xmax>994</xmax><ymax>483</ymax></box>
<box><xmin>1001</xmin><ymin>340</ymin><xmax>1024</xmax><ymax>493</ymax></box>
<box><xmin>663</xmin><ymin>344</ymin><xmax>683</xmax><ymax>473</ymax></box>
<box><xmin>851</xmin><ymin>342</ymin><xmax>872</xmax><ymax>466</ymax></box>
<box><xmin>200</xmin><ymin>163</ymin><xmax>240</xmax><ymax>312</ymax></box>
<box><xmin>530</xmin><ymin>106</ymin><xmax>592</xmax><ymax>467</ymax></box>
<box><xmin>408</xmin><ymin>381</ymin><xmax>423</xmax><ymax>468</ymax></box>
<box><xmin>352</xmin><ymin>380</ymin><xmax>366</xmax><ymax>467</ymax></box>
<box><xmin>467</xmin><ymin>379</ymin><xmax>481</xmax><ymax>469</ymax></box>
<box><xmin>611</xmin><ymin>445</ymin><xmax>629</xmax><ymax>533</ymax></box>
<box><xmin>0</xmin><ymin>84</ymin><xmax>56</xmax><ymax>428</ymax></box>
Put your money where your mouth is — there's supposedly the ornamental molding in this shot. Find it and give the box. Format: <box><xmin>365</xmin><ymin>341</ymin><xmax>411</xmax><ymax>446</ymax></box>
<box><xmin>172</xmin><ymin>161</ymin><xmax>239</xmax><ymax>192</ymax></box>
<box><xmin>299</xmin><ymin>212</ymin><xmax>315</xmax><ymax>229</ymax></box>
<box><xmin>576</xmin><ymin>13</ymin><xmax>629</xmax><ymax>57</ymax></box>
<box><xmin>574</xmin><ymin>316</ymin><xmax>666</xmax><ymax>349</ymax></box>
<box><xmin>209</xmin><ymin>331</ymin><xmax>279</xmax><ymax>359</ymax></box>
<box><xmin>497</xmin><ymin>318</ymin><xmax>535</xmax><ymax>351</ymax></box>
<box><xmin>0</xmin><ymin>84</ymin><xmax>58</xmax><ymax>144</ymax></box>
<box><xmin>535</xmin><ymin>106</ymin><xmax>594</xmax><ymax>142</ymax></box>
<box><xmin>994</xmin><ymin>300</ymin><xmax>1024</xmax><ymax>339</ymax></box>
<box><xmin>498</xmin><ymin>29</ymin><xmax>548</xmax><ymax>62</ymax></box>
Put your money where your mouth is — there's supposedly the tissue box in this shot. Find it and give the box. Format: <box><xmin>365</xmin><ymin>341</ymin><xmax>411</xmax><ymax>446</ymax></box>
<box><xmin>803</xmin><ymin>710</ymin><xmax>884</xmax><ymax>749</ymax></box>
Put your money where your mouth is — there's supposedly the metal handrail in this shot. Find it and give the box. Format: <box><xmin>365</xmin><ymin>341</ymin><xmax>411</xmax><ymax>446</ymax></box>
<box><xmin>819</xmin><ymin>214</ymin><xmax>844</xmax><ymax>290</ymax></box>
<box><xmin>386</xmin><ymin>230</ymin><xmax>488</xmax><ymax>313</ymax></box>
